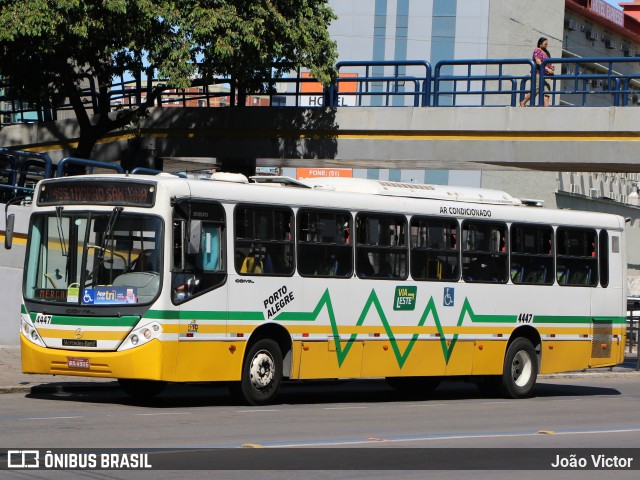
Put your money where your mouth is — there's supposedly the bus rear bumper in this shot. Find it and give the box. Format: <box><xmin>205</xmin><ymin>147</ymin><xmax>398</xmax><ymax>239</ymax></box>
<box><xmin>20</xmin><ymin>334</ymin><xmax>164</xmax><ymax>380</ymax></box>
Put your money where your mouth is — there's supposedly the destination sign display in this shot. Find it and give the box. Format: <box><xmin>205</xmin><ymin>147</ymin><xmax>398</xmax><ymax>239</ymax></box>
<box><xmin>38</xmin><ymin>181</ymin><xmax>156</xmax><ymax>207</ymax></box>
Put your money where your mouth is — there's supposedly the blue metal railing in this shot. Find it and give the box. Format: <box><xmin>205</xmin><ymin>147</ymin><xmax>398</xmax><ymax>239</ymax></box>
<box><xmin>0</xmin><ymin>150</ymin><xmax>191</xmax><ymax>204</ymax></box>
<box><xmin>433</xmin><ymin>59</ymin><xmax>537</xmax><ymax>107</ymax></box>
<box><xmin>333</xmin><ymin>60</ymin><xmax>431</xmax><ymax>107</ymax></box>
<box><xmin>539</xmin><ymin>57</ymin><xmax>640</xmax><ymax>107</ymax></box>
<box><xmin>2</xmin><ymin>56</ymin><xmax>640</xmax><ymax>125</ymax></box>
<box><xmin>0</xmin><ymin>148</ymin><xmax>53</xmax><ymax>200</ymax></box>
<box><xmin>56</xmin><ymin>157</ymin><xmax>125</xmax><ymax>177</ymax></box>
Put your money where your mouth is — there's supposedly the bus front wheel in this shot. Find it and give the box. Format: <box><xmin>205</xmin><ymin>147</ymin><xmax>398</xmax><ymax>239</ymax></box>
<box><xmin>500</xmin><ymin>337</ymin><xmax>538</xmax><ymax>399</ymax></box>
<box><xmin>230</xmin><ymin>339</ymin><xmax>283</xmax><ymax>406</ymax></box>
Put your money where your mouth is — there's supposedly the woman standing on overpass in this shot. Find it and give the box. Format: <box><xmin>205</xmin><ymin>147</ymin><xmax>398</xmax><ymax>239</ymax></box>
<box><xmin>520</xmin><ymin>37</ymin><xmax>555</xmax><ymax>107</ymax></box>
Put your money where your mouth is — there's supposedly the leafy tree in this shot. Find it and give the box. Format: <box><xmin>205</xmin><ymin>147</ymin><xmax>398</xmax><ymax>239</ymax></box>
<box><xmin>0</xmin><ymin>0</ymin><xmax>337</xmax><ymax>162</ymax></box>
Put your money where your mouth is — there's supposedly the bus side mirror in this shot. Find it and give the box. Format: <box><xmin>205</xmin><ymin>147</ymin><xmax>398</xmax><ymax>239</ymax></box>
<box><xmin>4</xmin><ymin>213</ymin><xmax>14</xmax><ymax>250</ymax></box>
<box><xmin>188</xmin><ymin>220</ymin><xmax>202</xmax><ymax>254</ymax></box>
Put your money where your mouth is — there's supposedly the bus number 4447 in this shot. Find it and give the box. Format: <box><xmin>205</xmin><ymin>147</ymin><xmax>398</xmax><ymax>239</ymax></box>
<box><xmin>518</xmin><ymin>313</ymin><xmax>534</xmax><ymax>323</ymax></box>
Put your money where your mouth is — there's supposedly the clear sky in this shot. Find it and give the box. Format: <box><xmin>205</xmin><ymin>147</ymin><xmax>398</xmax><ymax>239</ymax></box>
<box><xmin>604</xmin><ymin>0</ymin><xmax>622</xmax><ymax>9</ymax></box>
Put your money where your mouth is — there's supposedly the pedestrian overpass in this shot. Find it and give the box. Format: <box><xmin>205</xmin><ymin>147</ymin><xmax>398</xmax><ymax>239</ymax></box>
<box><xmin>1</xmin><ymin>56</ymin><xmax>640</xmax><ymax>173</ymax></box>
<box><xmin>1</xmin><ymin>105</ymin><xmax>639</xmax><ymax>173</ymax></box>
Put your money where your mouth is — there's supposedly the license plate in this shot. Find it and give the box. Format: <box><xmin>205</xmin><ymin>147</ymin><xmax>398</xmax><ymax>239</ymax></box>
<box><xmin>67</xmin><ymin>357</ymin><xmax>90</xmax><ymax>369</ymax></box>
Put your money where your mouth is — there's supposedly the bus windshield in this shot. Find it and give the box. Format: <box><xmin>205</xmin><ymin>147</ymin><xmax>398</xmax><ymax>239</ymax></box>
<box><xmin>24</xmin><ymin>211</ymin><xmax>163</xmax><ymax>305</ymax></box>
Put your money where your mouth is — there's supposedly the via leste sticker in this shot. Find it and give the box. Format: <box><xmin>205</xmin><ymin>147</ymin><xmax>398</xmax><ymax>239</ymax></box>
<box><xmin>394</xmin><ymin>286</ymin><xmax>416</xmax><ymax>311</ymax></box>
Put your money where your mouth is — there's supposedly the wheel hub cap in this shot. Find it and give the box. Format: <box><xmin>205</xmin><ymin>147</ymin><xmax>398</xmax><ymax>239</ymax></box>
<box><xmin>249</xmin><ymin>350</ymin><xmax>275</xmax><ymax>390</ymax></box>
<box><xmin>511</xmin><ymin>350</ymin><xmax>532</xmax><ymax>387</ymax></box>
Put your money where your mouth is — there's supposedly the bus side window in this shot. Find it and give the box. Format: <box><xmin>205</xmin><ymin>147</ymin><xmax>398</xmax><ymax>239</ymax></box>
<box><xmin>556</xmin><ymin>227</ymin><xmax>598</xmax><ymax>287</ymax></box>
<box><xmin>510</xmin><ymin>223</ymin><xmax>554</xmax><ymax>285</ymax></box>
<box><xmin>599</xmin><ymin>230</ymin><xmax>609</xmax><ymax>288</ymax></box>
<box><xmin>355</xmin><ymin>212</ymin><xmax>408</xmax><ymax>280</ymax></box>
<box><xmin>235</xmin><ymin>204</ymin><xmax>294</xmax><ymax>276</ymax></box>
<box><xmin>462</xmin><ymin>221</ymin><xmax>508</xmax><ymax>283</ymax></box>
<box><xmin>297</xmin><ymin>209</ymin><xmax>353</xmax><ymax>278</ymax></box>
<box><xmin>410</xmin><ymin>217</ymin><xmax>459</xmax><ymax>282</ymax></box>
<box><xmin>198</xmin><ymin>224</ymin><xmax>222</xmax><ymax>271</ymax></box>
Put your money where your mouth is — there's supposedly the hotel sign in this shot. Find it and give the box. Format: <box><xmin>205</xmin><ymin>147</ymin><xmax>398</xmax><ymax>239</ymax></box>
<box><xmin>588</xmin><ymin>0</ymin><xmax>624</xmax><ymax>27</ymax></box>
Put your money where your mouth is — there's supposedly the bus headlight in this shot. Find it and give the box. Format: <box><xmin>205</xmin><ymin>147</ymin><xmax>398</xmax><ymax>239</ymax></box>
<box><xmin>21</xmin><ymin>316</ymin><xmax>46</xmax><ymax>347</ymax></box>
<box><xmin>118</xmin><ymin>322</ymin><xmax>162</xmax><ymax>351</ymax></box>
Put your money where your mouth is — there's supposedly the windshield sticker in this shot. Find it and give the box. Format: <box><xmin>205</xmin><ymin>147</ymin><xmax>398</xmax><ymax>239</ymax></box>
<box><xmin>82</xmin><ymin>287</ymin><xmax>138</xmax><ymax>305</ymax></box>
<box><xmin>67</xmin><ymin>286</ymin><xmax>79</xmax><ymax>303</ymax></box>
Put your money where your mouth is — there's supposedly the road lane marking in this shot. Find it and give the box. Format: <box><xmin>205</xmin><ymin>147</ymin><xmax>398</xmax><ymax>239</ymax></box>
<box><xmin>25</xmin><ymin>416</ymin><xmax>84</xmax><ymax>420</ymax></box>
<box><xmin>324</xmin><ymin>406</ymin><xmax>367</xmax><ymax>410</ymax></box>
<box><xmin>134</xmin><ymin>412</ymin><xmax>191</xmax><ymax>416</ymax></box>
<box><xmin>236</xmin><ymin>409</ymin><xmax>280</xmax><ymax>413</ymax></box>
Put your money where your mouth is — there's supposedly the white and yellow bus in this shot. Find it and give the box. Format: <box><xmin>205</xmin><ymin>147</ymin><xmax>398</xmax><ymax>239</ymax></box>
<box><xmin>17</xmin><ymin>172</ymin><xmax>627</xmax><ymax>405</ymax></box>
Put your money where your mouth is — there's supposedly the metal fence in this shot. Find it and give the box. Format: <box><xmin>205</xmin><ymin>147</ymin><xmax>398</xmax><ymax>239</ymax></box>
<box><xmin>2</xmin><ymin>56</ymin><xmax>640</xmax><ymax>126</ymax></box>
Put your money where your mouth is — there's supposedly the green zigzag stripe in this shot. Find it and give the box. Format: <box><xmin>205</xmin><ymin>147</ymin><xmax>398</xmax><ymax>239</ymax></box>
<box><xmin>276</xmin><ymin>288</ymin><xmax>511</xmax><ymax>368</ymax></box>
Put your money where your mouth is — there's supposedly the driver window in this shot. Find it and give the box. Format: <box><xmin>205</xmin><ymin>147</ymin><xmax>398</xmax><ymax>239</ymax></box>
<box><xmin>172</xmin><ymin>201</ymin><xmax>227</xmax><ymax>304</ymax></box>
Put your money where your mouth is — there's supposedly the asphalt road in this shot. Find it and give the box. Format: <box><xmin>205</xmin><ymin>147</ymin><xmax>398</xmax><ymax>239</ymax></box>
<box><xmin>1</xmin><ymin>376</ymin><xmax>639</xmax><ymax>480</ymax></box>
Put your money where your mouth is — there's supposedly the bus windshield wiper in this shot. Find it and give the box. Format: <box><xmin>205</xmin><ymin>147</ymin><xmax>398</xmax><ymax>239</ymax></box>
<box><xmin>98</xmin><ymin>207</ymin><xmax>123</xmax><ymax>259</ymax></box>
<box><xmin>55</xmin><ymin>206</ymin><xmax>68</xmax><ymax>257</ymax></box>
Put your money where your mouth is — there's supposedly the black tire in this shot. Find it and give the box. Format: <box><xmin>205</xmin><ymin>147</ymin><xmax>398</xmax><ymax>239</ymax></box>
<box><xmin>118</xmin><ymin>379</ymin><xmax>167</xmax><ymax>399</ymax></box>
<box><xmin>230</xmin><ymin>339</ymin><xmax>283</xmax><ymax>406</ymax></box>
<box><xmin>500</xmin><ymin>337</ymin><xmax>538</xmax><ymax>399</ymax></box>
<box><xmin>385</xmin><ymin>376</ymin><xmax>441</xmax><ymax>394</ymax></box>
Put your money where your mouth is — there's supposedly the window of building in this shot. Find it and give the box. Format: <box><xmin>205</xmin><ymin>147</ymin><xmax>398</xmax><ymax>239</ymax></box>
<box><xmin>462</xmin><ymin>221</ymin><xmax>508</xmax><ymax>283</ymax></box>
<box><xmin>510</xmin><ymin>224</ymin><xmax>554</xmax><ymax>285</ymax></box>
<box><xmin>556</xmin><ymin>227</ymin><xmax>598</xmax><ymax>286</ymax></box>
<box><xmin>355</xmin><ymin>213</ymin><xmax>408</xmax><ymax>279</ymax></box>
<box><xmin>410</xmin><ymin>217</ymin><xmax>459</xmax><ymax>281</ymax></box>
<box><xmin>297</xmin><ymin>209</ymin><xmax>353</xmax><ymax>278</ymax></box>
<box><xmin>234</xmin><ymin>204</ymin><xmax>294</xmax><ymax>276</ymax></box>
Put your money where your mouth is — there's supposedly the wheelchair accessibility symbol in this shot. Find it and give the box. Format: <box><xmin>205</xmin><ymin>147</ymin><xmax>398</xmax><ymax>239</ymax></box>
<box><xmin>443</xmin><ymin>287</ymin><xmax>455</xmax><ymax>307</ymax></box>
<box><xmin>82</xmin><ymin>289</ymin><xmax>95</xmax><ymax>305</ymax></box>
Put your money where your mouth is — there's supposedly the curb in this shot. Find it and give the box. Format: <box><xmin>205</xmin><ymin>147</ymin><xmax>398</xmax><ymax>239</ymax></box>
<box><xmin>0</xmin><ymin>382</ymin><xmax>119</xmax><ymax>395</ymax></box>
<box><xmin>540</xmin><ymin>370</ymin><xmax>640</xmax><ymax>380</ymax></box>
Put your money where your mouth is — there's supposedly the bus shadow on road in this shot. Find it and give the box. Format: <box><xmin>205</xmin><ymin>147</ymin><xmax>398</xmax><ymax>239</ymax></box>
<box><xmin>24</xmin><ymin>378</ymin><xmax>622</xmax><ymax>408</ymax></box>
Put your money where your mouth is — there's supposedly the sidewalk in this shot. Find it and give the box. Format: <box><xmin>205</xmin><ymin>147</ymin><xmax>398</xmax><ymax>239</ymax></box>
<box><xmin>0</xmin><ymin>345</ymin><xmax>116</xmax><ymax>394</ymax></box>
<box><xmin>0</xmin><ymin>345</ymin><xmax>638</xmax><ymax>395</ymax></box>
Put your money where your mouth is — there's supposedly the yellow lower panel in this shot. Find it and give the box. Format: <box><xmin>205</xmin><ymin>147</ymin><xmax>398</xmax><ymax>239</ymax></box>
<box><xmin>21</xmin><ymin>335</ymin><xmax>165</xmax><ymax>380</ymax></box>
<box><xmin>294</xmin><ymin>340</ymin><xmax>363</xmax><ymax>379</ymax></box>
<box><xmin>540</xmin><ymin>340</ymin><xmax>591</xmax><ymax>373</ymax></box>
<box><xmin>471</xmin><ymin>341</ymin><xmax>507</xmax><ymax>375</ymax></box>
<box><xmin>174</xmin><ymin>341</ymin><xmax>246</xmax><ymax>381</ymax></box>
<box><xmin>445</xmin><ymin>341</ymin><xmax>474</xmax><ymax>376</ymax></box>
<box><xmin>360</xmin><ymin>340</ymin><xmax>446</xmax><ymax>377</ymax></box>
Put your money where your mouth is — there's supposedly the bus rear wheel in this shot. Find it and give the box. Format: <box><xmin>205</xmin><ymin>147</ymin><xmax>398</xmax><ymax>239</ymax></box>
<box><xmin>230</xmin><ymin>339</ymin><xmax>283</xmax><ymax>406</ymax></box>
<box><xmin>500</xmin><ymin>337</ymin><xmax>538</xmax><ymax>399</ymax></box>
<box><xmin>118</xmin><ymin>379</ymin><xmax>167</xmax><ymax>399</ymax></box>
